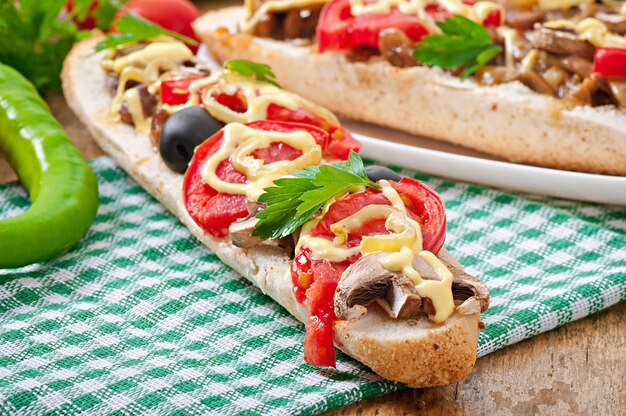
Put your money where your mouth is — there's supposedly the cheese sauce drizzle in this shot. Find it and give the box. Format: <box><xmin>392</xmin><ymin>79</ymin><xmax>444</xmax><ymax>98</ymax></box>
<box><xmin>102</xmin><ymin>41</ymin><xmax>194</xmax><ymax>132</ymax></box>
<box><xmin>297</xmin><ymin>180</ymin><xmax>455</xmax><ymax>323</ymax></box>
<box><xmin>184</xmin><ymin>71</ymin><xmax>340</xmax><ymax>127</ymax></box>
<box><xmin>544</xmin><ymin>17</ymin><xmax>626</xmax><ymax>48</ymax></box>
<box><xmin>241</xmin><ymin>0</ymin><xmax>330</xmax><ymax>33</ymax></box>
<box><xmin>349</xmin><ymin>0</ymin><xmax>504</xmax><ymax>32</ymax></box>
<box><xmin>200</xmin><ymin>123</ymin><xmax>322</xmax><ymax>201</ymax></box>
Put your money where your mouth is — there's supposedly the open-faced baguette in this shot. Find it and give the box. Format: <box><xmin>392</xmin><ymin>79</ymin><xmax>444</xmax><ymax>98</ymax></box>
<box><xmin>194</xmin><ymin>6</ymin><xmax>626</xmax><ymax>176</ymax></box>
<box><xmin>63</xmin><ymin>36</ymin><xmax>485</xmax><ymax>388</ymax></box>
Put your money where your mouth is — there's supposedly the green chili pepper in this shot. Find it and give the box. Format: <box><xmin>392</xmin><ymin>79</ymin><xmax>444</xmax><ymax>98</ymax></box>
<box><xmin>0</xmin><ymin>64</ymin><xmax>98</xmax><ymax>269</ymax></box>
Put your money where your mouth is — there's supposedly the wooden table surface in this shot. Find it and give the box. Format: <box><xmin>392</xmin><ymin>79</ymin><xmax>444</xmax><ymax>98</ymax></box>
<box><xmin>0</xmin><ymin>2</ymin><xmax>624</xmax><ymax>413</ymax></box>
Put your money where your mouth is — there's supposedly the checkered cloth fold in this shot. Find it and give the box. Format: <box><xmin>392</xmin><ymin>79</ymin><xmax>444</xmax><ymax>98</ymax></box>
<box><xmin>0</xmin><ymin>157</ymin><xmax>624</xmax><ymax>415</ymax></box>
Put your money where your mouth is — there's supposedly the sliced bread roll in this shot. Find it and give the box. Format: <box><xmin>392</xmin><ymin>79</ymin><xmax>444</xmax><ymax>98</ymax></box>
<box><xmin>62</xmin><ymin>36</ymin><xmax>485</xmax><ymax>387</ymax></box>
<box><xmin>194</xmin><ymin>6</ymin><xmax>626</xmax><ymax>176</ymax></box>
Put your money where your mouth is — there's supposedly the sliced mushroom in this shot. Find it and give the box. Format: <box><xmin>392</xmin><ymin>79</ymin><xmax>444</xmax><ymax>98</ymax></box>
<box><xmin>229</xmin><ymin>217</ymin><xmax>266</xmax><ymax>248</ymax></box>
<box><xmin>384</xmin><ymin>277</ymin><xmax>422</xmax><ymax>319</ymax></box>
<box><xmin>505</xmin><ymin>8</ymin><xmax>546</xmax><ymax>31</ymax></box>
<box><xmin>413</xmin><ymin>255</ymin><xmax>490</xmax><ymax>312</ymax></box>
<box><xmin>251</xmin><ymin>4</ymin><xmax>322</xmax><ymax>40</ymax></box>
<box><xmin>229</xmin><ymin>202</ymin><xmax>266</xmax><ymax>248</ymax></box>
<box><xmin>595</xmin><ymin>11</ymin><xmax>626</xmax><ymax>35</ymax></box>
<box><xmin>334</xmin><ymin>252</ymin><xmax>490</xmax><ymax>320</ymax></box>
<box><xmin>529</xmin><ymin>25</ymin><xmax>595</xmax><ymax>60</ymax></box>
<box><xmin>542</xmin><ymin>66</ymin><xmax>569</xmax><ymax>92</ymax></box>
<box><xmin>228</xmin><ymin>216</ymin><xmax>294</xmax><ymax>251</ymax></box>
<box><xmin>284</xmin><ymin>7</ymin><xmax>322</xmax><ymax>39</ymax></box>
<box><xmin>513</xmin><ymin>72</ymin><xmax>557</xmax><ymax>96</ymax></box>
<box><xmin>334</xmin><ymin>253</ymin><xmax>422</xmax><ymax>320</ymax></box>
<box><xmin>567</xmin><ymin>75</ymin><xmax>621</xmax><ymax>107</ymax></box>
<box><xmin>546</xmin><ymin>53</ymin><xmax>593</xmax><ymax>79</ymax></box>
<box><xmin>444</xmin><ymin>262</ymin><xmax>490</xmax><ymax>312</ymax></box>
<box><xmin>606</xmin><ymin>77</ymin><xmax>626</xmax><ymax>108</ymax></box>
<box><xmin>378</xmin><ymin>28</ymin><xmax>417</xmax><ymax>68</ymax></box>
<box><xmin>252</xmin><ymin>13</ymin><xmax>281</xmax><ymax>38</ymax></box>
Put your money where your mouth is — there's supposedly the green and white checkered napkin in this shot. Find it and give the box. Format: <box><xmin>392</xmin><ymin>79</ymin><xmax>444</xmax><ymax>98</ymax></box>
<box><xmin>0</xmin><ymin>157</ymin><xmax>625</xmax><ymax>415</ymax></box>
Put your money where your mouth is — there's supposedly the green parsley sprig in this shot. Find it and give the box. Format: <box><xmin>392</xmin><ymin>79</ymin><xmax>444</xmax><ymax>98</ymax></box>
<box><xmin>95</xmin><ymin>12</ymin><xmax>198</xmax><ymax>52</ymax></box>
<box><xmin>413</xmin><ymin>15</ymin><xmax>501</xmax><ymax>78</ymax></box>
<box><xmin>223</xmin><ymin>59</ymin><xmax>280</xmax><ymax>88</ymax></box>
<box><xmin>253</xmin><ymin>151</ymin><xmax>379</xmax><ymax>240</ymax></box>
<box><xmin>71</xmin><ymin>0</ymin><xmax>122</xmax><ymax>30</ymax></box>
<box><xmin>0</xmin><ymin>0</ymin><xmax>82</xmax><ymax>92</ymax></box>
<box><xmin>0</xmin><ymin>0</ymin><xmax>126</xmax><ymax>93</ymax></box>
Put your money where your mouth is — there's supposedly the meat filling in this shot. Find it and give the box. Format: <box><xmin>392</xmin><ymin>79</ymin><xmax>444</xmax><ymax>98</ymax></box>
<box><xmin>252</xmin><ymin>6</ymin><xmax>323</xmax><ymax>40</ymax></box>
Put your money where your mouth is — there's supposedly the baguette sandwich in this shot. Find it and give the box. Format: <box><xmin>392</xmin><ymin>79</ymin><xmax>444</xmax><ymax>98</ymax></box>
<box><xmin>62</xmin><ymin>35</ymin><xmax>489</xmax><ymax>387</ymax></box>
<box><xmin>194</xmin><ymin>0</ymin><xmax>626</xmax><ymax>176</ymax></box>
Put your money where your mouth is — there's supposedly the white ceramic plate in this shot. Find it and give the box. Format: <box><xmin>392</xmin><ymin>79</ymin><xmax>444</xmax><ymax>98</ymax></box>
<box><xmin>343</xmin><ymin>121</ymin><xmax>626</xmax><ymax>206</ymax></box>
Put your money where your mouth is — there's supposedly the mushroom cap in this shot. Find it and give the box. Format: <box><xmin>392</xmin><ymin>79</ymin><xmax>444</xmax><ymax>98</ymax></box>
<box><xmin>334</xmin><ymin>252</ymin><xmax>490</xmax><ymax>321</ymax></box>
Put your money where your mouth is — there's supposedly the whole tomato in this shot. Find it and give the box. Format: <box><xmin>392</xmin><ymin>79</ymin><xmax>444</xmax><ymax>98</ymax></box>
<box><xmin>114</xmin><ymin>0</ymin><xmax>200</xmax><ymax>50</ymax></box>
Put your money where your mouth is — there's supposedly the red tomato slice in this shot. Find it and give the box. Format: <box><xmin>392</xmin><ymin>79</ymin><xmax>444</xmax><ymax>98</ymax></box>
<box><xmin>317</xmin><ymin>0</ymin><xmax>428</xmax><ymax>51</ymax></box>
<box><xmin>303</xmin><ymin>279</ymin><xmax>338</xmax><ymax>367</ymax></box>
<box><xmin>390</xmin><ymin>177</ymin><xmax>446</xmax><ymax>254</ymax></box>
<box><xmin>482</xmin><ymin>9</ymin><xmax>502</xmax><ymax>27</ymax></box>
<box><xmin>462</xmin><ymin>0</ymin><xmax>502</xmax><ymax>26</ymax></box>
<box><xmin>317</xmin><ymin>0</ymin><xmax>501</xmax><ymax>52</ymax></box>
<box><xmin>593</xmin><ymin>47</ymin><xmax>626</xmax><ymax>77</ymax></box>
<box><xmin>157</xmin><ymin>80</ymin><xmax>359</xmax><ymax>160</ymax></box>
<box><xmin>266</xmin><ymin>103</ymin><xmax>361</xmax><ymax>159</ymax></box>
<box><xmin>291</xmin><ymin>178</ymin><xmax>446</xmax><ymax>367</ymax></box>
<box><xmin>114</xmin><ymin>0</ymin><xmax>200</xmax><ymax>51</ymax></box>
<box><xmin>212</xmin><ymin>90</ymin><xmax>248</xmax><ymax>113</ymax></box>
<box><xmin>161</xmin><ymin>77</ymin><xmax>201</xmax><ymax>105</ymax></box>
<box><xmin>310</xmin><ymin>189</ymin><xmax>391</xmax><ymax>243</ymax></box>
<box><xmin>183</xmin><ymin>121</ymin><xmax>331</xmax><ymax>237</ymax></box>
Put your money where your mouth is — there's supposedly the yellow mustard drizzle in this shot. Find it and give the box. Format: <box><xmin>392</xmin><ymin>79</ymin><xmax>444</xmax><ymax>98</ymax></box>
<box><xmin>241</xmin><ymin>0</ymin><xmax>330</xmax><ymax>33</ymax></box>
<box><xmin>544</xmin><ymin>18</ymin><xmax>626</xmax><ymax>48</ymax></box>
<box><xmin>103</xmin><ymin>42</ymin><xmax>194</xmax><ymax>132</ymax></box>
<box><xmin>537</xmin><ymin>0</ymin><xmax>591</xmax><ymax>11</ymax></box>
<box><xmin>520</xmin><ymin>48</ymin><xmax>539</xmax><ymax>72</ymax></box>
<box><xmin>380</xmin><ymin>248</ymin><xmax>454</xmax><ymax>323</ymax></box>
<box><xmin>123</xmin><ymin>88</ymin><xmax>150</xmax><ymax>132</ymax></box>
<box><xmin>182</xmin><ymin>71</ymin><xmax>340</xmax><ymax>127</ymax></box>
<box><xmin>297</xmin><ymin>180</ymin><xmax>455</xmax><ymax>323</ymax></box>
<box><xmin>497</xmin><ymin>26</ymin><xmax>518</xmax><ymax>69</ymax></box>
<box><xmin>348</xmin><ymin>0</ymin><xmax>503</xmax><ymax>32</ymax></box>
<box><xmin>200</xmin><ymin>123</ymin><xmax>322</xmax><ymax>201</ymax></box>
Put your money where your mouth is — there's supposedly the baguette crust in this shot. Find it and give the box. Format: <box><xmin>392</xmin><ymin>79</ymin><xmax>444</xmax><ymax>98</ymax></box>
<box><xmin>194</xmin><ymin>7</ymin><xmax>626</xmax><ymax>176</ymax></box>
<box><xmin>62</xmin><ymin>36</ymin><xmax>483</xmax><ymax>387</ymax></box>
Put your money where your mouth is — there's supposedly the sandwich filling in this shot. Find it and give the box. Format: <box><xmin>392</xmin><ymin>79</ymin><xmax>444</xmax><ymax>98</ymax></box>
<box><xmin>97</xmin><ymin>38</ymin><xmax>489</xmax><ymax>369</ymax></box>
<box><xmin>240</xmin><ymin>0</ymin><xmax>626</xmax><ymax>110</ymax></box>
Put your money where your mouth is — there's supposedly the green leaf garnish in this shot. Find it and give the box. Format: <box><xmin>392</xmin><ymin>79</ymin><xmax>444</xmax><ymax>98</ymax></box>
<box><xmin>0</xmin><ymin>0</ymin><xmax>85</xmax><ymax>92</ymax></box>
<box><xmin>223</xmin><ymin>59</ymin><xmax>280</xmax><ymax>88</ymax></box>
<box><xmin>93</xmin><ymin>0</ymin><xmax>125</xmax><ymax>30</ymax></box>
<box><xmin>413</xmin><ymin>15</ymin><xmax>502</xmax><ymax>78</ymax></box>
<box><xmin>253</xmin><ymin>151</ymin><xmax>379</xmax><ymax>240</ymax></box>
<box><xmin>95</xmin><ymin>12</ymin><xmax>198</xmax><ymax>52</ymax></box>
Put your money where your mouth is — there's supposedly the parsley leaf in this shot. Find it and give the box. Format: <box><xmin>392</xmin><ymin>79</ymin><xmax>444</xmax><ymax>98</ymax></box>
<box><xmin>413</xmin><ymin>15</ymin><xmax>502</xmax><ymax>78</ymax></box>
<box><xmin>223</xmin><ymin>59</ymin><xmax>280</xmax><ymax>88</ymax></box>
<box><xmin>253</xmin><ymin>151</ymin><xmax>379</xmax><ymax>240</ymax></box>
<box><xmin>93</xmin><ymin>0</ymin><xmax>125</xmax><ymax>30</ymax></box>
<box><xmin>95</xmin><ymin>12</ymin><xmax>198</xmax><ymax>51</ymax></box>
<box><xmin>0</xmin><ymin>0</ymin><xmax>85</xmax><ymax>92</ymax></box>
